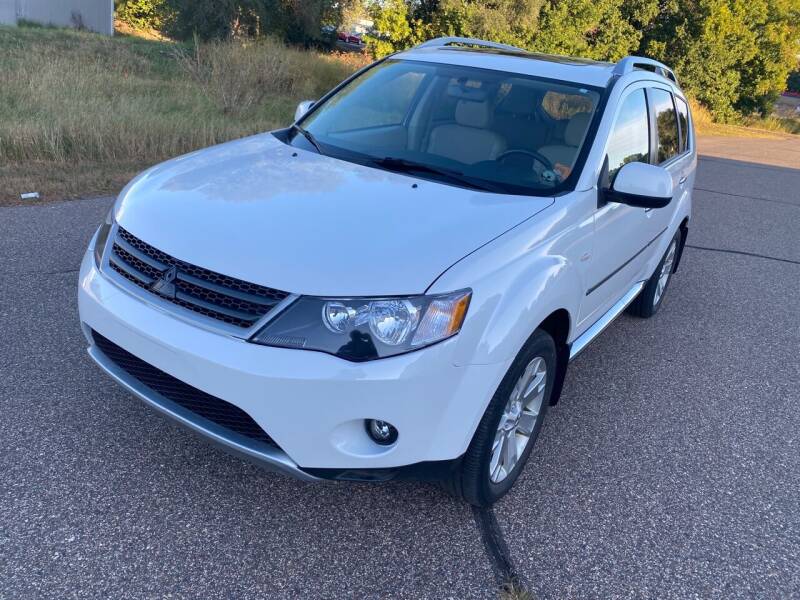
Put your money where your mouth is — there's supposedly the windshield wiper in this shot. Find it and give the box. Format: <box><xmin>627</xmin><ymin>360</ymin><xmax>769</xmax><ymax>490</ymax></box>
<box><xmin>291</xmin><ymin>124</ymin><xmax>324</xmax><ymax>155</ymax></box>
<box><xmin>370</xmin><ymin>157</ymin><xmax>503</xmax><ymax>193</ymax></box>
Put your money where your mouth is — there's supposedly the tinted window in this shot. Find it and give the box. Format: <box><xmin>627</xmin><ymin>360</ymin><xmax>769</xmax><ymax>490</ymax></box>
<box><xmin>675</xmin><ymin>96</ymin><xmax>690</xmax><ymax>152</ymax></box>
<box><xmin>606</xmin><ymin>89</ymin><xmax>650</xmax><ymax>181</ymax></box>
<box><xmin>649</xmin><ymin>88</ymin><xmax>680</xmax><ymax>163</ymax></box>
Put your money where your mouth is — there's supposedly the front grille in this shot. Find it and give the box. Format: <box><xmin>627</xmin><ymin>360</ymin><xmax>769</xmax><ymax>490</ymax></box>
<box><xmin>92</xmin><ymin>331</ymin><xmax>278</xmax><ymax>448</ymax></box>
<box><xmin>107</xmin><ymin>227</ymin><xmax>289</xmax><ymax>329</ymax></box>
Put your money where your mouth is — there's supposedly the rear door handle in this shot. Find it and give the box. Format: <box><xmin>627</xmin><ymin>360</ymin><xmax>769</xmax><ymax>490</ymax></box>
<box><xmin>679</xmin><ymin>176</ymin><xmax>688</xmax><ymax>185</ymax></box>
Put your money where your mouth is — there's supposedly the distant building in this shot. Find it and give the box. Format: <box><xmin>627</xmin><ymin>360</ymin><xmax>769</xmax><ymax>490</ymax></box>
<box><xmin>0</xmin><ymin>0</ymin><xmax>113</xmax><ymax>35</ymax></box>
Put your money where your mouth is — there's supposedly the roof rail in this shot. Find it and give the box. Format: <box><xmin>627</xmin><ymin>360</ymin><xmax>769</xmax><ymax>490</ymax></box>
<box><xmin>414</xmin><ymin>36</ymin><xmax>526</xmax><ymax>54</ymax></box>
<box><xmin>614</xmin><ymin>56</ymin><xmax>678</xmax><ymax>84</ymax></box>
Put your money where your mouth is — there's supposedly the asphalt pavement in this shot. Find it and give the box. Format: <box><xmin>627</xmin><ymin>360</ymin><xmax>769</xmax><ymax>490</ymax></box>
<box><xmin>1</xmin><ymin>138</ymin><xmax>798</xmax><ymax>599</ymax></box>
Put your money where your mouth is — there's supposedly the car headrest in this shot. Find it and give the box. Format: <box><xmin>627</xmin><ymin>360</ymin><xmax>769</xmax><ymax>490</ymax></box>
<box><xmin>455</xmin><ymin>99</ymin><xmax>491</xmax><ymax>129</ymax></box>
<box><xmin>446</xmin><ymin>81</ymin><xmax>488</xmax><ymax>102</ymax></box>
<box><xmin>498</xmin><ymin>86</ymin><xmax>538</xmax><ymax>116</ymax></box>
<box><xmin>564</xmin><ymin>112</ymin><xmax>592</xmax><ymax>146</ymax></box>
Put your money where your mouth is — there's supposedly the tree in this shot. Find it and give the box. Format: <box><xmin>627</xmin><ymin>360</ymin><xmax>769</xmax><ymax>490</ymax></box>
<box><xmin>734</xmin><ymin>0</ymin><xmax>800</xmax><ymax>114</ymax></box>
<box><xmin>642</xmin><ymin>0</ymin><xmax>800</xmax><ymax>119</ymax></box>
<box><xmin>124</xmin><ymin>0</ymin><xmax>800</xmax><ymax>119</ymax></box>
<box><xmin>163</xmin><ymin>0</ymin><xmax>343</xmax><ymax>44</ymax></box>
<box><xmin>164</xmin><ymin>0</ymin><xmax>270</xmax><ymax>40</ymax></box>
<box><xmin>644</xmin><ymin>0</ymin><xmax>758</xmax><ymax>120</ymax></box>
<box><xmin>365</xmin><ymin>0</ymin><xmax>421</xmax><ymax>58</ymax></box>
<box><xmin>115</xmin><ymin>0</ymin><xmax>167</xmax><ymax>30</ymax></box>
<box><xmin>332</xmin><ymin>0</ymin><xmax>369</xmax><ymax>31</ymax></box>
<box><xmin>530</xmin><ymin>0</ymin><xmax>642</xmax><ymax>60</ymax></box>
<box><xmin>428</xmin><ymin>0</ymin><xmax>542</xmax><ymax>47</ymax></box>
<box><xmin>367</xmin><ymin>0</ymin><xmax>646</xmax><ymax>62</ymax></box>
<box><xmin>281</xmin><ymin>0</ymin><xmax>331</xmax><ymax>45</ymax></box>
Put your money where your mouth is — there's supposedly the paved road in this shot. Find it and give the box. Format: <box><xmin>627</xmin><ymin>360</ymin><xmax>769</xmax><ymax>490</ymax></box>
<box><xmin>2</xmin><ymin>139</ymin><xmax>798</xmax><ymax>599</ymax></box>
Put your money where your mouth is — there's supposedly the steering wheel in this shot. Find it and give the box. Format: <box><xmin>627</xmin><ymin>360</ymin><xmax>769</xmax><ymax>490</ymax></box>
<box><xmin>497</xmin><ymin>149</ymin><xmax>554</xmax><ymax>172</ymax></box>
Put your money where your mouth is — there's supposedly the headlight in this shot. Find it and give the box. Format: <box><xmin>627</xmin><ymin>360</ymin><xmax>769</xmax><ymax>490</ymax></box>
<box><xmin>93</xmin><ymin>208</ymin><xmax>113</xmax><ymax>268</ymax></box>
<box><xmin>251</xmin><ymin>289</ymin><xmax>471</xmax><ymax>361</ymax></box>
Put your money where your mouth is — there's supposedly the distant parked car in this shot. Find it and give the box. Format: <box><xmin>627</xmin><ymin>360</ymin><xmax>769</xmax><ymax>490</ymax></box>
<box><xmin>337</xmin><ymin>30</ymin><xmax>364</xmax><ymax>45</ymax></box>
<box><xmin>80</xmin><ymin>37</ymin><xmax>695</xmax><ymax>506</ymax></box>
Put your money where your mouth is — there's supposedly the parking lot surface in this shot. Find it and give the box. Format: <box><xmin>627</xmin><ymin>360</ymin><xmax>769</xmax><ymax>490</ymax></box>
<box><xmin>1</xmin><ymin>138</ymin><xmax>798</xmax><ymax>599</ymax></box>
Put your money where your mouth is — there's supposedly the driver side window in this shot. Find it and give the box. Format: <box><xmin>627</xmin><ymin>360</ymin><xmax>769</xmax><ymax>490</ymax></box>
<box><xmin>606</xmin><ymin>89</ymin><xmax>650</xmax><ymax>182</ymax></box>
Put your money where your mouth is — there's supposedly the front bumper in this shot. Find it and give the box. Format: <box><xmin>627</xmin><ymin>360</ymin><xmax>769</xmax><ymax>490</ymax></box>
<box><xmin>78</xmin><ymin>246</ymin><xmax>510</xmax><ymax>477</ymax></box>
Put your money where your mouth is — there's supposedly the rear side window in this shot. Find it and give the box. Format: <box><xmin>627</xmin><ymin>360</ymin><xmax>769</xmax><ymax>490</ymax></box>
<box><xmin>649</xmin><ymin>88</ymin><xmax>680</xmax><ymax>163</ymax></box>
<box><xmin>675</xmin><ymin>96</ymin><xmax>690</xmax><ymax>152</ymax></box>
<box><xmin>606</xmin><ymin>89</ymin><xmax>650</xmax><ymax>181</ymax></box>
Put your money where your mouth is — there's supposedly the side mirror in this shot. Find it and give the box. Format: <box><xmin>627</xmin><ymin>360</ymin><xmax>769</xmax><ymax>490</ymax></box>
<box><xmin>604</xmin><ymin>162</ymin><xmax>673</xmax><ymax>209</ymax></box>
<box><xmin>294</xmin><ymin>100</ymin><xmax>316</xmax><ymax>122</ymax></box>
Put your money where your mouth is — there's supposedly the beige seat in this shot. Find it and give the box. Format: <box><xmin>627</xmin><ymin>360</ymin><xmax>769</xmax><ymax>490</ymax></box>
<box><xmin>538</xmin><ymin>112</ymin><xmax>592</xmax><ymax>167</ymax></box>
<box><xmin>427</xmin><ymin>99</ymin><xmax>506</xmax><ymax>164</ymax></box>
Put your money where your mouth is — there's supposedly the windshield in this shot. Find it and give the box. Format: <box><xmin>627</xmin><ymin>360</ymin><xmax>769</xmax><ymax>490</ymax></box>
<box><xmin>293</xmin><ymin>59</ymin><xmax>602</xmax><ymax>195</ymax></box>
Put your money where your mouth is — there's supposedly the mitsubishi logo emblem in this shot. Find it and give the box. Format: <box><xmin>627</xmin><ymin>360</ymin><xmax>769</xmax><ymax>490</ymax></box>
<box><xmin>150</xmin><ymin>265</ymin><xmax>178</xmax><ymax>299</ymax></box>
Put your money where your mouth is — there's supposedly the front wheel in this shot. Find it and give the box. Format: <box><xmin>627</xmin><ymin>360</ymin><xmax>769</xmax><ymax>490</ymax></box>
<box><xmin>444</xmin><ymin>329</ymin><xmax>556</xmax><ymax>506</ymax></box>
<box><xmin>627</xmin><ymin>230</ymin><xmax>681</xmax><ymax>318</ymax></box>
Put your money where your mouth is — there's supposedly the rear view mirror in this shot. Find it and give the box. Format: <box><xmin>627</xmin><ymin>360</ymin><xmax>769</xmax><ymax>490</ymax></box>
<box><xmin>294</xmin><ymin>100</ymin><xmax>316</xmax><ymax>122</ymax></box>
<box><xmin>605</xmin><ymin>162</ymin><xmax>673</xmax><ymax>209</ymax></box>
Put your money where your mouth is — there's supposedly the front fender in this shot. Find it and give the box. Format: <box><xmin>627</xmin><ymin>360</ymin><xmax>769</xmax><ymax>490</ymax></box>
<box><xmin>457</xmin><ymin>256</ymin><xmax>581</xmax><ymax>366</ymax></box>
<box><xmin>429</xmin><ymin>203</ymin><xmax>590</xmax><ymax>367</ymax></box>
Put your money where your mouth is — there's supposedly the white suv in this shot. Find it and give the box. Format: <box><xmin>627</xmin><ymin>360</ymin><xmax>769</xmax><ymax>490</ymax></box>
<box><xmin>79</xmin><ymin>37</ymin><xmax>695</xmax><ymax>505</ymax></box>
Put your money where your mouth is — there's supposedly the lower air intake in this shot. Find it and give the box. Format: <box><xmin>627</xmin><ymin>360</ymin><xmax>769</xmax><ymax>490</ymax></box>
<box><xmin>92</xmin><ymin>331</ymin><xmax>278</xmax><ymax>448</ymax></box>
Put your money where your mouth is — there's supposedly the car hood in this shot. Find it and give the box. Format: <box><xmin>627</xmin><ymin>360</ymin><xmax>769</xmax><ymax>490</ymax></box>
<box><xmin>114</xmin><ymin>133</ymin><xmax>554</xmax><ymax>296</ymax></box>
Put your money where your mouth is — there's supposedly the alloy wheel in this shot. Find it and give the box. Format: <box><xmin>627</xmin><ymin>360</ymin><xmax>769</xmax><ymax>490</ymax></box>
<box><xmin>654</xmin><ymin>239</ymin><xmax>677</xmax><ymax>306</ymax></box>
<box><xmin>489</xmin><ymin>356</ymin><xmax>547</xmax><ymax>483</ymax></box>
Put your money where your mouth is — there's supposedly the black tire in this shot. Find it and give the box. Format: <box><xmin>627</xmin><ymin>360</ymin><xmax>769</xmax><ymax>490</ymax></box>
<box><xmin>627</xmin><ymin>229</ymin><xmax>681</xmax><ymax>319</ymax></box>
<box><xmin>443</xmin><ymin>329</ymin><xmax>557</xmax><ymax>506</ymax></box>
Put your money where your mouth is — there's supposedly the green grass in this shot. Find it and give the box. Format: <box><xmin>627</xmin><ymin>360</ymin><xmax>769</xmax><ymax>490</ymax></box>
<box><xmin>0</xmin><ymin>25</ymin><xmax>367</xmax><ymax>204</ymax></box>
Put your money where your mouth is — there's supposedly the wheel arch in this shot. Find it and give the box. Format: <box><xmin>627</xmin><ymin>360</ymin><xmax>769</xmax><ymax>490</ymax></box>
<box><xmin>672</xmin><ymin>216</ymin><xmax>689</xmax><ymax>273</ymax></box>
<box><xmin>538</xmin><ymin>309</ymin><xmax>571</xmax><ymax>406</ymax></box>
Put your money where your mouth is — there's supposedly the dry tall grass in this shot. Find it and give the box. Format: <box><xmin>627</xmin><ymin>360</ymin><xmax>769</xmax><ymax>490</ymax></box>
<box><xmin>173</xmin><ymin>37</ymin><xmax>366</xmax><ymax>115</ymax></box>
<box><xmin>689</xmin><ymin>97</ymin><xmax>800</xmax><ymax>138</ymax></box>
<box><xmin>0</xmin><ymin>25</ymin><xmax>368</xmax><ymax>203</ymax></box>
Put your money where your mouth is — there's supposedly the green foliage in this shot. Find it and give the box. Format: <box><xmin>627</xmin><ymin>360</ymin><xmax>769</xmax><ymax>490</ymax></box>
<box><xmin>643</xmin><ymin>0</ymin><xmax>749</xmax><ymax>120</ymax></box>
<box><xmin>162</xmin><ymin>0</ymin><xmax>340</xmax><ymax>44</ymax></box>
<box><xmin>643</xmin><ymin>0</ymin><xmax>799</xmax><ymax>120</ymax></box>
<box><xmin>426</xmin><ymin>0</ymin><xmax>542</xmax><ymax>47</ymax></box>
<box><xmin>364</xmin><ymin>0</ymin><xmax>420</xmax><ymax>58</ymax></box>
<box><xmin>280</xmin><ymin>0</ymin><xmax>329</xmax><ymax>45</ymax></box>
<box><xmin>162</xmin><ymin>0</ymin><xmax>265</xmax><ymax>40</ymax></box>
<box><xmin>530</xmin><ymin>0</ymin><xmax>641</xmax><ymax>60</ymax></box>
<box><xmin>734</xmin><ymin>0</ymin><xmax>800</xmax><ymax>114</ymax></box>
<box><xmin>114</xmin><ymin>0</ymin><xmax>800</xmax><ymax>120</ymax></box>
<box><xmin>363</xmin><ymin>0</ymin><xmax>800</xmax><ymax>120</ymax></box>
<box><xmin>115</xmin><ymin>0</ymin><xmax>167</xmax><ymax>31</ymax></box>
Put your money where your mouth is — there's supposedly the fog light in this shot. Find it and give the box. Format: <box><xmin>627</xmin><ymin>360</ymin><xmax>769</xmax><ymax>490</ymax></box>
<box><xmin>366</xmin><ymin>419</ymin><xmax>398</xmax><ymax>445</ymax></box>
